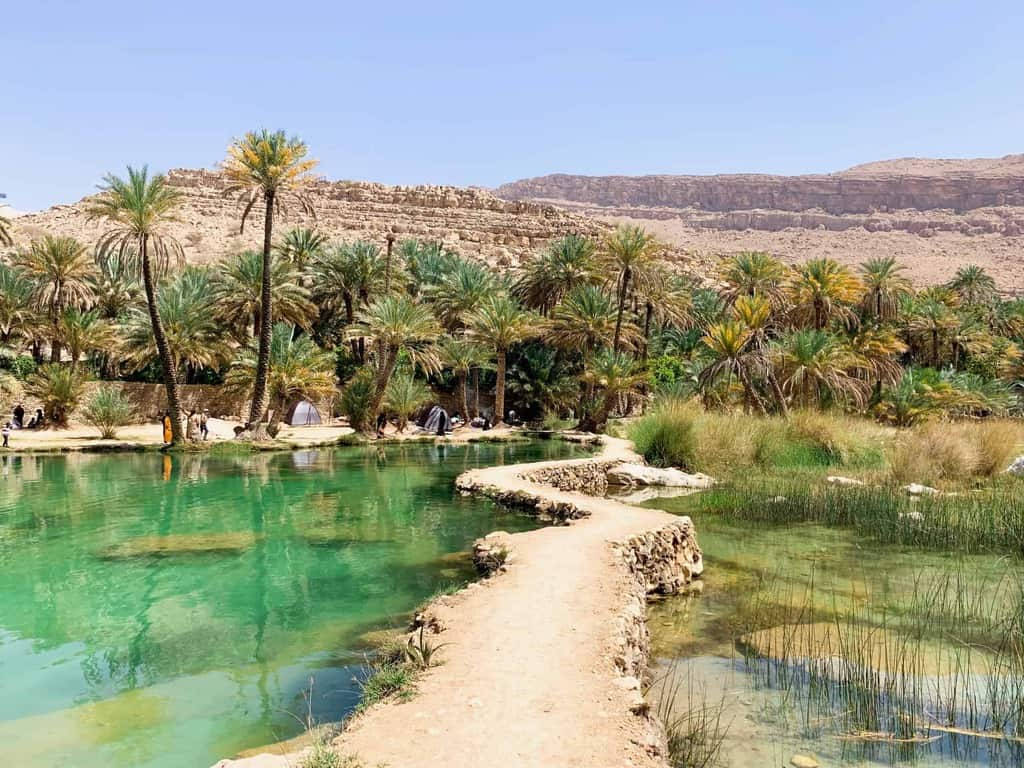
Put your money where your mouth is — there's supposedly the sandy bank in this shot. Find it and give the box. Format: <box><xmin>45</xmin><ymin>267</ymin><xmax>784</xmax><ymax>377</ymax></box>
<box><xmin>216</xmin><ymin>436</ymin><xmax>702</xmax><ymax>768</ymax></box>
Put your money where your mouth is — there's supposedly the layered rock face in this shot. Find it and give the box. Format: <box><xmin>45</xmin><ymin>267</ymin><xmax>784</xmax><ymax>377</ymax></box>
<box><xmin>12</xmin><ymin>169</ymin><xmax>605</xmax><ymax>267</ymax></box>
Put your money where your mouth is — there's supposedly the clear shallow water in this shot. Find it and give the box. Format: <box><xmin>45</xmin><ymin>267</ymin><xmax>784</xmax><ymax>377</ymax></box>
<box><xmin>0</xmin><ymin>441</ymin><xmax>586</xmax><ymax>768</ymax></box>
<box><xmin>642</xmin><ymin>501</ymin><xmax>1024</xmax><ymax>768</ymax></box>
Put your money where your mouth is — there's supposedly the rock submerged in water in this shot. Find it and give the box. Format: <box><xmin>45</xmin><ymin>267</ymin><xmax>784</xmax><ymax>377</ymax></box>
<box><xmin>606</xmin><ymin>463</ymin><xmax>715</xmax><ymax>489</ymax></box>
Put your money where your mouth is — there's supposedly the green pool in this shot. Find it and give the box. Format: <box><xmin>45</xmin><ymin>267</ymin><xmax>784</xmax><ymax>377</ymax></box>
<box><xmin>0</xmin><ymin>441</ymin><xmax>585</xmax><ymax>768</ymax></box>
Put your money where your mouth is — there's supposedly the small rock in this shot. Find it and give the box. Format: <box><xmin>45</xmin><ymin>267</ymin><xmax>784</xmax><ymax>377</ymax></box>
<box><xmin>1005</xmin><ymin>455</ymin><xmax>1024</xmax><ymax>476</ymax></box>
<box><xmin>904</xmin><ymin>483</ymin><xmax>941</xmax><ymax>496</ymax></box>
<box><xmin>826</xmin><ymin>475</ymin><xmax>865</xmax><ymax>487</ymax></box>
<box><xmin>791</xmin><ymin>755</ymin><xmax>820</xmax><ymax>768</ymax></box>
<box><xmin>607</xmin><ymin>463</ymin><xmax>715</xmax><ymax>489</ymax></box>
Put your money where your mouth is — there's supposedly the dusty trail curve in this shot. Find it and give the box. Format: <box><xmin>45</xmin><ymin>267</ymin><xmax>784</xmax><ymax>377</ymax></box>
<box><xmin>219</xmin><ymin>436</ymin><xmax>702</xmax><ymax>768</ymax></box>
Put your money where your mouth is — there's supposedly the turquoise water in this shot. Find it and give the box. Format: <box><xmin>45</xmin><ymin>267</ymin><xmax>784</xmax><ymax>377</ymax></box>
<box><xmin>0</xmin><ymin>441</ymin><xmax>585</xmax><ymax>768</ymax></box>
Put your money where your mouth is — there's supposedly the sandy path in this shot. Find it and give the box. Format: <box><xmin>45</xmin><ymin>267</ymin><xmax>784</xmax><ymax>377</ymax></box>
<box><xmin>220</xmin><ymin>437</ymin><xmax>694</xmax><ymax>768</ymax></box>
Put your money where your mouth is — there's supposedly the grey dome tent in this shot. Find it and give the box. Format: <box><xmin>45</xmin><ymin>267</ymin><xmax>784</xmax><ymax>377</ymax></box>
<box><xmin>285</xmin><ymin>399</ymin><xmax>323</xmax><ymax>426</ymax></box>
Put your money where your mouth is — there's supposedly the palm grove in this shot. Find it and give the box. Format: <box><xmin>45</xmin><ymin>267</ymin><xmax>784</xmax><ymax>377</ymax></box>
<box><xmin>3</xmin><ymin>133</ymin><xmax>1024</xmax><ymax>444</ymax></box>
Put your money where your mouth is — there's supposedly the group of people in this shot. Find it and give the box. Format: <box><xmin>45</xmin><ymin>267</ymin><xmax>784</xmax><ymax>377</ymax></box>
<box><xmin>3</xmin><ymin>404</ymin><xmax>46</xmax><ymax>448</ymax></box>
<box><xmin>161</xmin><ymin>409</ymin><xmax>210</xmax><ymax>445</ymax></box>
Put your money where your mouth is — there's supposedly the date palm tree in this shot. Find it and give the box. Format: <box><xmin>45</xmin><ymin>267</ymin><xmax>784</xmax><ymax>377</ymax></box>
<box><xmin>773</xmin><ymin>329</ymin><xmax>868</xmax><ymax>409</ymax></box>
<box><xmin>58</xmin><ymin>308</ymin><xmax>117</xmax><ymax>372</ymax></box>
<box><xmin>544</xmin><ymin>284</ymin><xmax>639</xmax><ymax>361</ymax></box>
<box><xmin>438</xmin><ymin>335</ymin><xmax>490</xmax><ymax>420</ymax></box>
<box><xmin>787</xmin><ymin>258</ymin><xmax>863</xmax><ymax>330</ymax></box>
<box><xmin>904</xmin><ymin>297</ymin><xmax>957</xmax><ymax>368</ymax></box>
<box><xmin>276</xmin><ymin>227</ymin><xmax>327</xmax><ymax>271</ymax></box>
<box><xmin>224</xmin><ymin>322</ymin><xmax>335</xmax><ymax>421</ymax></box>
<box><xmin>89</xmin><ymin>249</ymin><xmax>142</xmax><ymax>319</ymax></box>
<box><xmin>947</xmin><ymin>264</ymin><xmax>997</xmax><ymax>307</ymax></box>
<box><xmin>513</xmin><ymin>234</ymin><xmax>597</xmax><ymax>314</ymax></box>
<box><xmin>0</xmin><ymin>263</ymin><xmax>35</xmax><ymax>345</ymax></box>
<box><xmin>86</xmin><ymin>165</ymin><xmax>186</xmax><ymax>442</ymax></box>
<box><xmin>634</xmin><ymin>268</ymin><xmax>694</xmax><ymax>362</ymax></box>
<box><xmin>349</xmin><ymin>295</ymin><xmax>441</xmax><ymax>431</ymax></box>
<box><xmin>383</xmin><ymin>373</ymin><xmax>432</xmax><ymax>432</ymax></box>
<box><xmin>697</xmin><ymin>321</ymin><xmax>769</xmax><ymax>413</ymax></box>
<box><xmin>222</xmin><ymin>129</ymin><xmax>319</xmax><ymax>429</ymax></box>
<box><xmin>859</xmin><ymin>256</ymin><xmax>912</xmax><ymax>323</ymax></box>
<box><xmin>213</xmin><ymin>250</ymin><xmax>316</xmax><ymax>339</ymax></box>
<box><xmin>13</xmin><ymin>235</ymin><xmax>96</xmax><ymax>362</ymax></box>
<box><xmin>720</xmin><ymin>251</ymin><xmax>789</xmax><ymax>307</ymax></box>
<box><xmin>466</xmin><ymin>295</ymin><xmax>534</xmax><ymax>425</ymax></box>
<box><xmin>601</xmin><ymin>225</ymin><xmax>659</xmax><ymax>351</ymax></box>
<box><xmin>576</xmin><ymin>350</ymin><xmax>645</xmax><ymax>432</ymax></box>
<box><xmin>427</xmin><ymin>258</ymin><xmax>498</xmax><ymax>331</ymax></box>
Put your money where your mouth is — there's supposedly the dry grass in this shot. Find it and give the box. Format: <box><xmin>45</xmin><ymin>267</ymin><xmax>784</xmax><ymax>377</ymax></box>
<box><xmin>888</xmin><ymin>420</ymin><xmax>1024</xmax><ymax>486</ymax></box>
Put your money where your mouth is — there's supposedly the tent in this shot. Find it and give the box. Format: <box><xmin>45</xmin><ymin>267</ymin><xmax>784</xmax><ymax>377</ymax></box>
<box><xmin>285</xmin><ymin>399</ymin><xmax>323</xmax><ymax>426</ymax></box>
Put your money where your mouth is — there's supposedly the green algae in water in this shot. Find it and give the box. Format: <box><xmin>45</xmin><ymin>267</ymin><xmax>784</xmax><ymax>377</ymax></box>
<box><xmin>646</xmin><ymin>511</ymin><xmax>1024</xmax><ymax>767</ymax></box>
<box><xmin>0</xmin><ymin>440</ymin><xmax>587</xmax><ymax>768</ymax></box>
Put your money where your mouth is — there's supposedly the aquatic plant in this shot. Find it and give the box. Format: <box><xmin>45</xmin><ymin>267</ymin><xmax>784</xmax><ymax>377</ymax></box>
<box><xmin>355</xmin><ymin>660</ymin><xmax>416</xmax><ymax>712</ymax></box>
<box><xmin>651</xmin><ymin>662</ymin><xmax>731</xmax><ymax>768</ymax></box>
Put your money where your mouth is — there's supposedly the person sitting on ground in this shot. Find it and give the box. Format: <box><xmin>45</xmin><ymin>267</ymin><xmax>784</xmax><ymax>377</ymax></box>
<box><xmin>32</xmin><ymin>408</ymin><xmax>44</xmax><ymax>429</ymax></box>
<box><xmin>2</xmin><ymin>422</ymin><xmax>11</xmax><ymax>448</ymax></box>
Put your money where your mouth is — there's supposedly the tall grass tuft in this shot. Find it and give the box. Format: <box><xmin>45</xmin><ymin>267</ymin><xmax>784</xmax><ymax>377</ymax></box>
<box><xmin>629</xmin><ymin>398</ymin><xmax>697</xmax><ymax>469</ymax></box>
<box><xmin>889</xmin><ymin>420</ymin><xmax>1024</xmax><ymax>486</ymax></box>
<box><xmin>651</xmin><ymin>662</ymin><xmax>731</xmax><ymax>768</ymax></box>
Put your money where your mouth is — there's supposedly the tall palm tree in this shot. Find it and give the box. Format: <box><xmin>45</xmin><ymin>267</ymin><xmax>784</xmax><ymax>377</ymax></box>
<box><xmin>773</xmin><ymin>329</ymin><xmax>868</xmax><ymax>409</ymax></box>
<box><xmin>859</xmin><ymin>256</ymin><xmax>912</xmax><ymax>323</ymax></box>
<box><xmin>601</xmin><ymin>224</ymin><xmax>660</xmax><ymax>351</ymax></box>
<box><xmin>221</xmin><ymin>129</ymin><xmax>319</xmax><ymax>429</ymax></box>
<box><xmin>224</xmin><ymin>322</ymin><xmax>335</xmax><ymax>420</ymax></box>
<box><xmin>544</xmin><ymin>284</ymin><xmax>639</xmax><ymax>361</ymax></box>
<box><xmin>58</xmin><ymin>308</ymin><xmax>117</xmax><ymax>372</ymax></box>
<box><xmin>634</xmin><ymin>268</ymin><xmax>694</xmax><ymax>362</ymax></box>
<box><xmin>0</xmin><ymin>263</ymin><xmax>35</xmax><ymax>345</ymax></box>
<box><xmin>427</xmin><ymin>258</ymin><xmax>498</xmax><ymax>331</ymax></box>
<box><xmin>276</xmin><ymin>227</ymin><xmax>326</xmax><ymax>271</ymax></box>
<box><xmin>13</xmin><ymin>235</ymin><xmax>96</xmax><ymax>362</ymax></box>
<box><xmin>720</xmin><ymin>251</ymin><xmax>789</xmax><ymax>307</ymax></box>
<box><xmin>843</xmin><ymin>326</ymin><xmax>907</xmax><ymax>391</ymax></box>
<box><xmin>697</xmin><ymin>321</ymin><xmax>769</xmax><ymax>413</ymax></box>
<box><xmin>121</xmin><ymin>267</ymin><xmax>231</xmax><ymax>383</ymax></box>
<box><xmin>438</xmin><ymin>335</ymin><xmax>490</xmax><ymax>420</ymax></box>
<box><xmin>947</xmin><ymin>264</ymin><xmax>997</xmax><ymax>307</ymax></box>
<box><xmin>787</xmin><ymin>258</ymin><xmax>863</xmax><ymax>330</ymax></box>
<box><xmin>466</xmin><ymin>295</ymin><xmax>534</xmax><ymax>425</ymax></box>
<box><xmin>731</xmin><ymin>294</ymin><xmax>787</xmax><ymax>414</ymax></box>
<box><xmin>904</xmin><ymin>297</ymin><xmax>957</xmax><ymax>368</ymax></box>
<box><xmin>86</xmin><ymin>165</ymin><xmax>186</xmax><ymax>441</ymax></box>
<box><xmin>213</xmin><ymin>250</ymin><xmax>316</xmax><ymax>339</ymax></box>
<box><xmin>349</xmin><ymin>295</ymin><xmax>441</xmax><ymax>430</ymax></box>
<box><xmin>513</xmin><ymin>234</ymin><xmax>597</xmax><ymax>314</ymax></box>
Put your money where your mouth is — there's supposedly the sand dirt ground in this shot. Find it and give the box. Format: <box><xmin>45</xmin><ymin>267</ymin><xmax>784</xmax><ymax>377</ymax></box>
<box><xmin>217</xmin><ymin>437</ymin><xmax>691</xmax><ymax>768</ymax></box>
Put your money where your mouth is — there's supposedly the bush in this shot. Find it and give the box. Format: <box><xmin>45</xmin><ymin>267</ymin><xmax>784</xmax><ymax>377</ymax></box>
<box><xmin>630</xmin><ymin>398</ymin><xmax>698</xmax><ymax>469</ymax></box>
<box><xmin>889</xmin><ymin>420</ymin><xmax>1023</xmax><ymax>486</ymax></box>
<box><xmin>25</xmin><ymin>364</ymin><xmax>86</xmax><ymax>426</ymax></box>
<box><xmin>339</xmin><ymin>367</ymin><xmax>376</xmax><ymax>433</ymax></box>
<box><xmin>81</xmin><ymin>386</ymin><xmax>138</xmax><ymax>439</ymax></box>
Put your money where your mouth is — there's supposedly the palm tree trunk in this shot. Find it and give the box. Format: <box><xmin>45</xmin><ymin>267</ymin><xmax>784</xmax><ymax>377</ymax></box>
<box><xmin>494</xmin><ymin>348</ymin><xmax>507</xmax><ymax>425</ymax></box>
<box><xmin>140</xmin><ymin>234</ymin><xmax>184</xmax><ymax>443</ymax></box>
<box><xmin>367</xmin><ymin>348</ymin><xmax>399</xmax><ymax>432</ymax></box>
<box><xmin>613</xmin><ymin>268</ymin><xmax>631</xmax><ymax>352</ymax></box>
<box><xmin>642</xmin><ymin>301</ymin><xmax>653</xmax><ymax>364</ymax></box>
<box><xmin>384</xmin><ymin>233</ymin><xmax>394</xmax><ymax>294</ymax></box>
<box><xmin>458</xmin><ymin>371</ymin><xmax>469</xmax><ymax>422</ymax></box>
<box><xmin>247</xmin><ymin>190</ymin><xmax>275</xmax><ymax>428</ymax></box>
<box><xmin>472</xmin><ymin>367</ymin><xmax>480</xmax><ymax>418</ymax></box>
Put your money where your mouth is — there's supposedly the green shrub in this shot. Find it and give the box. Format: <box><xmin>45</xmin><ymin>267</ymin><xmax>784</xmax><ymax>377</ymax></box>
<box><xmin>356</xmin><ymin>661</ymin><xmax>415</xmax><ymax>712</ymax></box>
<box><xmin>25</xmin><ymin>364</ymin><xmax>86</xmax><ymax>426</ymax></box>
<box><xmin>81</xmin><ymin>386</ymin><xmax>138</xmax><ymax>439</ymax></box>
<box><xmin>339</xmin><ymin>367</ymin><xmax>376</xmax><ymax>433</ymax></box>
<box><xmin>630</xmin><ymin>398</ymin><xmax>697</xmax><ymax>469</ymax></box>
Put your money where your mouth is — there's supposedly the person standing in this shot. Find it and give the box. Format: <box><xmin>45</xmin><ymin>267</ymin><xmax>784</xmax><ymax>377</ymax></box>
<box><xmin>200</xmin><ymin>410</ymin><xmax>210</xmax><ymax>441</ymax></box>
<box><xmin>2</xmin><ymin>422</ymin><xmax>11</xmax><ymax>448</ymax></box>
<box><xmin>162</xmin><ymin>412</ymin><xmax>173</xmax><ymax>445</ymax></box>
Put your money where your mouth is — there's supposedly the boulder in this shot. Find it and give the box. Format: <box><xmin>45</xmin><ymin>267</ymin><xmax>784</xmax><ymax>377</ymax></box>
<box><xmin>606</xmin><ymin>463</ymin><xmax>715</xmax><ymax>489</ymax></box>
<box><xmin>1005</xmin><ymin>456</ymin><xmax>1024</xmax><ymax>476</ymax></box>
<box><xmin>826</xmin><ymin>475</ymin><xmax>866</xmax><ymax>487</ymax></box>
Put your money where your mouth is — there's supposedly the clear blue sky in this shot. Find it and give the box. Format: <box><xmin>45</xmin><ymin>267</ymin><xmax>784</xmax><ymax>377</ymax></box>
<box><xmin>4</xmin><ymin>1</ymin><xmax>1023</xmax><ymax>210</ymax></box>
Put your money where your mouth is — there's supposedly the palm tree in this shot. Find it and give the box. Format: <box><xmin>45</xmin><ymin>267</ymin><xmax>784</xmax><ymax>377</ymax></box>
<box><xmin>221</xmin><ymin>129</ymin><xmax>319</xmax><ymax>429</ymax></box>
<box><xmin>276</xmin><ymin>227</ymin><xmax>326</xmax><ymax>271</ymax></box>
<box><xmin>86</xmin><ymin>165</ymin><xmax>186</xmax><ymax>442</ymax></box>
<box><xmin>577</xmin><ymin>350</ymin><xmax>646</xmax><ymax>432</ymax></box>
<box><xmin>904</xmin><ymin>297</ymin><xmax>957</xmax><ymax>368</ymax></box>
<box><xmin>773</xmin><ymin>329</ymin><xmax>868</xmax><ymax>409</ymax></box>
<box><xmin>427</xmin><ymin>258</ymin><xmax>498</xmax><ymax>330</ymax></box>
<box><xmin>383</xmin><ymin>373</ymin><xmax>432</xmax><ymax>432</ymax></box>
<box><xmin>58</xmin><ymin>308</ymin><xmax>117</xmax><ymax>372</ymax></box>
<box><xmin>213</xmin><ymin>250</ymin><xmax>316</xmax><ymax>339</ymax></box>
<box><xmin>634</xmin><ymin>269</ymin><xmax>694</xmax><ymax>362</ymax></box>
<box><xmin>438</xmin><ymin>335</ymin><xmax>489</xmax><ymax>420</ymax></box>
<box><xmin>121</xmin><ymin>267</ymin><xmax>231</xmax><ymax>383</ymax></box>
<box><xmin>14</xmin><ymin>235</ymin><xmax>96</xmax><ymax>362</ymax></box>
<box><xmin>403</xmin><ymin>240</ymin><xmax>458</xmax><ymax>295</ymax></box>
<box><xmin>89</xmin><ymin>249</ymin><xmax>142</xmax><ymax>319</ymax></box>
<box><xmin>787</xmin><ymin>258</ymin><xmax>863</xmax><ymax>330</ymax></box>
<box><xmin>859</xmin><ymin>256</ymin><xmax>912</xmax><ymax>323</ymax></box>
<box><xmin>720</xmin><ymin>251</ymin><xmax>789</xmax><ymax>307</ymax></box>
<box><xmin>843</xmin><ymin>326</ymin><xmax>907</xmax><ymax>391</ymax></box>
<box><xmin>602</xmin><ymin>225</ymin><xmax>659</xmax><ymax>351</ymax></box>
<box><xmin>697</xmin><ymin>321</ymin><xmax>769</xmax><ymax>413</ymax></box>
<box><xmin>731</xmin><ymin>294</ymin><xmax>787</xmax><ymax>413</ymax></box>
<box><xmin>224</xmin><ymin>322</ymin><xmax>335</xmax><ymax>420</ymax></box>
<box><xmin>466</xmin><ymin>295</ymin><xmax>534</xmax><ymax>425</ymax></box>
<box><xmin>349</xmin><ymin>295</ymin><xmax>441</xmax><ymax>430</ymax></box>
<box><xmin>25</xmin><ymin>364</ymin><xmax>86</xmax><ymax>426</ymax></box>
<box><xmin>0</xmin><ymin>207</ymin><xmax>13</xmax><ymax>247</ymax></box>
<box><xmin>947</xmin><ymin>265</ymin><xmax>997</xmax><ymax>307</ymax></box>
<box><xmin>0</xmin><ymin>263</ymin><xmax>35</xmax><ymax>345</ymax></box>
<box><xmin>544</xmin><ymin>284</ymin><xmax>639</xmax><ymax>362</ymax></box>
<box><xmin>513</xmin><ymin>234</ymin><xmax>597</xmax><ymax>314</ymax></box>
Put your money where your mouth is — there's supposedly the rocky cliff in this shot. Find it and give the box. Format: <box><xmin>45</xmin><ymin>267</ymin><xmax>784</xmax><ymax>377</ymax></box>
<box><xmin>10</xmin><ymin>169</ymin><xmax>606</xmax><ymax>268</ymax></box>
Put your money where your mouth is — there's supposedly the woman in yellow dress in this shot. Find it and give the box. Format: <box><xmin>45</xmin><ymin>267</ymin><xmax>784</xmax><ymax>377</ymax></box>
<box><xmin>162</xmin><ymin>412</ymin><xmax>173</xmax><ymax>445</ymax></box>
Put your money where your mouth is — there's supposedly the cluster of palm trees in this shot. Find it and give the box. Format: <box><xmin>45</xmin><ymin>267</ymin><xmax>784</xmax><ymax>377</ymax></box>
<box><xmin>683</xmin><ymin>252</ymin><xmax>1023</xmax><ymax>425</ymax></box>
<box><xmin>4</xmin><ymin>132</ymin><xmax>1022</xmax><ymax>442</ymax></box>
